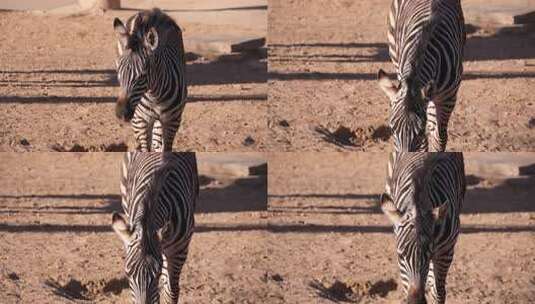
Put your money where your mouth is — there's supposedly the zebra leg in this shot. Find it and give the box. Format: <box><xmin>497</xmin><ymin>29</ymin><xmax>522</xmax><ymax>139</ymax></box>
<box><xmin>151</xmin><ymin>120</ymin><xmax>163</xmax><ymax>152</ymax></box>
<box><xmin>132</xmin><ymin>110</ymin><xmax>155</xmax><ymax>152</ymax></box>
<box><xmin>429</xmin><ymin>247</ymin><xmax>455</xmax><ymax>304</ymax></box>
<box><xmin>427</xmin><ymin>99</ymin><xmax>453</xmax><ymax>152</ymax></box>
<box><xmin>160</xmin><ymin>117</ymin><xmax>180</xmax><ymax>152</ymax></box>
<box><xmin>160</xmin><ymin>246</ymin><xmax>190</xmax><ymax>304</ymax></box>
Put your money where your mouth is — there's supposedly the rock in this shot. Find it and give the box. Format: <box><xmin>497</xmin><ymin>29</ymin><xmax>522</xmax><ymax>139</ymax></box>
<box><xmin>278</xmin><ymin>119</ymin><xmax>290</xmax><ymax>127</ymax></box>
<box><xmin>8</xmin><ymin>273</ymin><xmax>19</xmax><ymax>281</ymax></box>
<box><xmin>243</xmin><ymin>136</ymin><xmax>256</xmax><ymax>146</ymax></box>
<box><xmin>271</xmin><ymin>274</ymin><xmax>284</xmax><ymax>282</ymax></box>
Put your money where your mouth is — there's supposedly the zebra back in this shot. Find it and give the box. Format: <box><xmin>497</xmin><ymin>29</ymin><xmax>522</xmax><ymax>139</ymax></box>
<box><xmin>386</xmin><ymin>152</ymin><xmax>465</xmax><ymax>215</ymax></box>
<box><xmin>387</xmin><ymin>0</ymin><xmax>466</xmax><ymax>82</ymax></box>
<box><xmin>119</xmin><ymin>152</ymin><xmax>198</xmax><ymax>237</ymax></box>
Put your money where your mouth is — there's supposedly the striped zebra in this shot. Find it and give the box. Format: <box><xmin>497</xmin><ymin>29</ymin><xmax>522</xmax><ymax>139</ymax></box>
<box><xmin>380</xmin><ymin>152</ymin><xmax>465</xmax><ymax>304</ymax></box>
<box><xmin>377</xmin><ymin>0</ymin><xmax>466</xmax><ymax>151</ymax></box>
<box><xmin>112</xmin><ymin>152</ymin><xmax>199</xmax><ymax>303</ymax></box>
<box><xmin>113</xmin><ymin>8</ymin><xmax>188</xmax><ymax>151</ymax></box>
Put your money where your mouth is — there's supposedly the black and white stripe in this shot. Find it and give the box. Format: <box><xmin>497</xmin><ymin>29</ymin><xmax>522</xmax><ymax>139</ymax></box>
<box><xmin>380</xmin><ymin>152</ymin><xmax>465</xmax><ymax>303</ymax></box>
<box><xmin>114</xmin><ymin>8</ymin><xmax>188</xmax><ymax>151</ymax></box>
<box><xmin>112</xmin><ymin>152</ymin><xmax>198</xmax><ymax>303</ymax></box>
<box><xmin>378</xmin><ymin>0</ymin><xmax>466</xmax><ymax>152</ymax></box>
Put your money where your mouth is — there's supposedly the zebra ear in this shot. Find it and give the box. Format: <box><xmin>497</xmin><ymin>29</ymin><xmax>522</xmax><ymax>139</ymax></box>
<box><xmin>432</xmin><ymin>203</ymin><xmax>448</xmax><ymax>222</ymax></box>
<box><xmin>380</xmin><ymin>193</ymin><xmax>402</xmax><ymax>225</ymax></box>
<box><xmin>112</xmin><ymin>212</ymin><xmax>132</xmax><ymax>244</ymax></box>
<box><xmin>377</xmin><ymin>69</ymin><xmax>399</xmax><ymax>100</ymax></box>
<box><xmin>145</xmin><ymin>27</ymin><xmax>159</xmax><ymax>51</ymax></box>
<box><xmin>114</xmin><ymin>18</ymin><xmax>128</xmax><ymax>54</ymax></box>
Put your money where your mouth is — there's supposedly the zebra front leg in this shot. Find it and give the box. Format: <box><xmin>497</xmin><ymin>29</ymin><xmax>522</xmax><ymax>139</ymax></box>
<box><xmin>427</xmin><ymin>100</ymin><xmax>452</xmax><ymax>152</ymax></box>
<box><xmin>132</xmin><ymin>110</ymin><xmax>155</xmax><ymax>152</ymax></box>
<box><xmin>159</xmin><ymin>117</ymin><xmax>180</xmax><ymax>152</ymax></box>
<box><xmin>151</xmin><ymin>120</ymin><xmax>163</xmax><ymax>152</ymax></box>
<box><xmin>161</xmin><ymin>246</ymin><xmax>190</xmax><ymax>304</ymax></box>
<box><xmin>429</xmin><ymin>248</ymin><xmax>455</xmax><ymax>304</ymax></box>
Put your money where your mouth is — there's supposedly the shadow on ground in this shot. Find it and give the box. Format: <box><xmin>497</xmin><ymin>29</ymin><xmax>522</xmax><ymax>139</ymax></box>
<box><xmin>269</xmin><ymin>25</ymin><xmax>535</xmax><ymax>81</ymax></box>
<box><xmin>263</xmin><ymin>174</ymin><xmax>535</xmax><ymax>234</ymax></box>
<box><xmin>309</xmin><ymin>278</ymin><xmax>398</xmax><ymax>303</ymax></box>
<box><xmin>44</xmin><ymin>276</ymin><xmax>128</xmax><ymax>301</ymax></box>
<box><xmin>0</xmin><ymin>52</ymin><xmax>267</xmax><ymax>104</ymax></box>
<box><xmin>0</xmin><ymin>174</ymin><xmax>267</xmax><ymax>233</ymax></box>
<box><xmin>1</xmin><ymin>174</ymin><xmax>533</xmax><ymax>235</ymax></box>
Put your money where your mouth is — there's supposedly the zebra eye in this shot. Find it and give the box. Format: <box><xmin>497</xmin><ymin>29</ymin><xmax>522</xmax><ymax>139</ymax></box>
<box><xmin>145</xmin><ymin>28</ymin><xmax>159</xmax><ymax>51</ymax></box>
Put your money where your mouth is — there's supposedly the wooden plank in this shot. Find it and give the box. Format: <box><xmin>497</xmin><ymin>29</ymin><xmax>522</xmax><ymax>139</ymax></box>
<box><xmin>197</xmin><ymin>153</ymin><xmax>267</xmax><ymax>177</ymax></box>
<box><xmin>99</xmin><ymin>0</ymin><xmax>120</xmax><ymax>10</ymax></box>
<box><xmin>514</xmin><ymin>11</ymin><xmax>535</xmax><ymax>24</ymax></box>
<box><xmin>231</xmin><ymin>38</ymin><xmax>266</xmax><ymax>53</ymax></box>
<box><xmin>465</xmin><ymin>153</ymin><xmax>535</xmax><ymax>177</ymax></box>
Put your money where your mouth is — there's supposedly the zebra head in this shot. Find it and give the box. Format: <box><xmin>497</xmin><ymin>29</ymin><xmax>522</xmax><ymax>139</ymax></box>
<box><xmin>379</xmin><ymin>193</ymin><xmax>448</xmax><ymax>304</ymax></box>
<box><xmin>377</xmin><ymin>69</ymin><xmax>434</xmax><ymax>152</ymax></box>
<box><xmin>113</xmin><ymin>13</ymin><xmax>160</xmax><ymax>122</ymax></box>
<box><xmin>112</xmin><ymin>212</ymin><xmax>165</xmax><ymax>304</ymax></box>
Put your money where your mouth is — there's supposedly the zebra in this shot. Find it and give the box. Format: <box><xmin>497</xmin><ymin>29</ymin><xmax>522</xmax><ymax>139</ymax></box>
<box><xmin>113</xmin><ymin>8</ymin><xmax>188</xmax><ymax>151</ymax></box>
<box><xmin>112</xmin><ymin>152</ymin><xmax>199</xmax><ymax>303</ymax></box>
<box><xmin>380</xmin><ymin>152</ymin><xmax>465</xmax><ymax>304</ymax></box>
<box><xmin>377</xmin><ymin>0</ymin><xmax>466</xmax><ymax>151</ymax></box>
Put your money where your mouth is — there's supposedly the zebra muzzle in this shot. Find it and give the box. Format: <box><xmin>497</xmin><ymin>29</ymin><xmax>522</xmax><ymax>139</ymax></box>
<box><xmin>406</xmin><ymin>283</ymin><xmax>427</xmax><ymax>304</ymax></box>
<box><xmin>116</xmin><ymin>92</ymin><xmax>135</xmax><ymax>122</ymax></box>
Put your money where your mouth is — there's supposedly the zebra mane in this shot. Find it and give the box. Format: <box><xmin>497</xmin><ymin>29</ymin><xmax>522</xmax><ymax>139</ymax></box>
<box><xmin>126</xmin><ymin>8</ymin><xmax>181</xmax><ymax>44</ymax></box>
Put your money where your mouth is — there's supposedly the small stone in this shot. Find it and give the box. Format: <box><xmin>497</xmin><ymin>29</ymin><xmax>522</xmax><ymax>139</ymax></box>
<box><xmin>20</xmin><ymin>138</ymin><xmax>30</xmax><ymax>146</ymax></box>
<box><xmin>271</xmin><ymin>274</ymin><xmax>284</xmax><ymax>282</ymax></box>
<box><xmin>278</xmin><ymin>120</ymin><xmax>290</xmax><ymax>127</ymax></box>
<box><xmin>528</xmin><ymin>118</ymin><xmax>535</xmax><ymax>129</ymax></box>
<box><xmin>243</xmin><ymin>136</ymin><xmax>255</xmax><ymax>146</ymax></box>
<box><xmin>8</xmin><ymin>273</ymin><xmax>19</xmax><ymax>281</ymax></box>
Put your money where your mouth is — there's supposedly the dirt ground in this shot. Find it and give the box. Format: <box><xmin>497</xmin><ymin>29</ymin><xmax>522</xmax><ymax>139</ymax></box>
<box><xmin>267</xmin><ymin>0</ymin><xmax>535</xmax><ymax>151</ymax></box>
<box><xmin>0</xmin><ymin>153</ymin><xmax>534</xmax><ymax>303</ymax></box>
<box><xmin>266</xmin><ymin>153</ymin><xmax>535</xmax><ymax>303</ymax></box>
<box><xmin>0</xmin><ymin>153</ymin><xmax>269</xmax><ymax>303</ymax></box>
<box><xmin>0</xmin><ymin>10</ymin><xmax>267</xmax><ymax>152</ymax></box>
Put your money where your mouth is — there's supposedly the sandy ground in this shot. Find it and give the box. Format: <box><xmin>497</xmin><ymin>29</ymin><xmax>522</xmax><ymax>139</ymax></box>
<box><xmin>0</xmin><ymin>153</ymin><xmax>534</xmax><ymax>303</ymax></box>
<box><xmin>0</xmin><ymin>153</ymin><xmax>269</xmax><ymax>303</ymax></box>
<box><xmin>267</xmin><ymin>0</ymin><xmax>535</xmax><ymax>151</ymax></box>
<box><xmin>0</xmin><ymin>10</ymin><xmax>267</xmax><ymax>152</ymax></box>
<box><xmin>266</xmin><ymin>153</ymin><xmax>535</xmax><ymax>304</ymax></box>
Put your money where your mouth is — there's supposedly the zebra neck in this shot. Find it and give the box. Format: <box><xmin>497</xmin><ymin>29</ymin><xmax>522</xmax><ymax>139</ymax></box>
<box><xmin>146</xmin><ymin>47</ymin><xmax>183</xmax><ymax>104</ymax></box>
